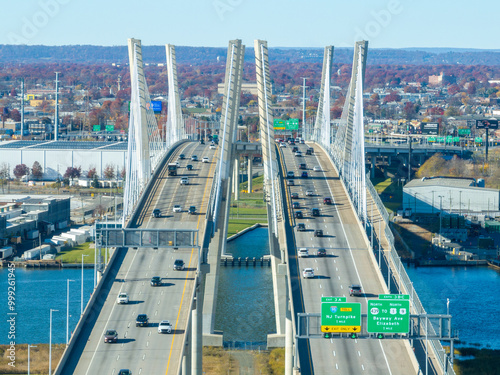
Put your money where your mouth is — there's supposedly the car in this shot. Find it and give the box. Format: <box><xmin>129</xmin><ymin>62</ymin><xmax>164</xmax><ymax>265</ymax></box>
<box><xmin>180</xmin><ymin>177</ymin><xmax>189</xmax><ymax>185</ymax></box>
<box><xmin>292</xmin><ymin>146</ymin><xmax>299</xmax><ymax>152</ymax></box>
<box><xmin>291</xmin><ymin>192</ymin><xmax>299</xmax><ymax>199</ymax></box>
<box><xmin>297</xmin><ymin>223</ymin><xmax>306</xmax><ymax>231</ymax></box>
<box><xmin>311</xmin><ymin>208</ymin><xmax>320</xmax><ymax>217</ymax></box>
<box><xmin>152</xmin><ymin>208</ymin><xmax>161</xmax><ymax>218</ymax></box>
<box><xmin>317</xmin><ymin>248</ymin><xmax>327</xmax><ymax>257</ymax></box>
<box><xmin>300</xmin><ymin>139</ymin><xmax>305</xmax><ymax>144</ymax></box>
<box><xmin>323</xmin><ymin>197</ymin><xmax>332</xmax><ymax>205</ymax></box>
<box><xmin>287</xmin><ymin>179</ymin><xmax>295</xmax><ymax>186</ymax></box>
<box><xmin>118</xmin><ymin>370</ymin><xmax>132</xmax><ymax>375</ymax></box>
<box><xmin>186</xmin><ymin>164</ymin><xmax>193</xmax><ymax>170</ymax></box>
<box><xmin>292</xmin><ymin>202</ymin><xmax>300</xmax><ymax>209</ymax></box>
<box><xmin>150</xmin><ymin>276</ymin><xmax>162</xmax><ymax>286</ymax></box>
<box><xmin>279</xmin><ymin>142</ymin><xmax>287</xmax><ymax>148</ymax></box>
<box><xmin>173</xmin><ymin>205</ymin><xmax>182</xmax><ymax>213</ymax></box>
<box><xmin>287</xmin><ymin>171</ymin><xmax>295</xmax><ymax>179</ymax></box>
<box><xmin>191</xmin><ymin>155</ymin><xmax>198</xmax><ymax>161</ymax></box>
<box><xmin>202</xmin><ymin>157</ymin><xmax>209</xmax><ymax>163</ymax></box>
<box><xmin>173</xmin><ymin>259</ymin><xmax>185</xmax><ymax>270</ymax></box>
<box><xmin>299</xmin><ymin>163</ymin><xmax>307</xmax><ymax>170</ymax></box>
<box><xmin>209</xmin><ymin>144</ymin><xmax>217</xmax><ymax>149</ymax></box>
<box><xmin>301</xmin><ymin>171</ymin><xmax>308</xmax><ymax>178</ymax></box>
<box><xmin>104</xmin><ymin>329</ymin><xmax>118</xmax><ymax>343</ymax></box>
<box><xmin>297</xmin><ymin>248</ymin><xmax>309</xmax><ymax>257</ymax></box>
<box><xmin>158</xmin><ymin>320</ymin><xmax>172</xmax><ymax>334</ymax></box>
<box><xmin>295</xmin><ymin>210</ymin><xmax>303</xmax><ymax>219</ymax></box>
<box><xmin>349</xmin><ymin>284</ymin><xmax>362</xmax><ymax>296</ymax></box>
<box><xmin>200</xmin><ymin>139</ymin><xmax>205</xmax><ymax>144</ymax></box>
<box><xmin>305</xmin><ymin>190</ymin><xmax>314</xmax><ymax>196</ymax></box>
<box><xmin>294</xmin><ymin>151</ymin><xmax>302</xmax><ymax>157</ymax></box>
<box><xmin>313</xmin><ymin>166</ymin><xmax>321</xmax><ymax>172</ymax></box>
<box><xmin>302</xmin><ymin>268</ymin><xmax>315</xmax><ymax>279</ymax></box>
<box><xmin>314</xmin><ymin>229</ymin><xmax>323</xmax><ymax>237</ymax></box>
<box><xmin>179</xmin><ymin>153</ymin><xmax>185</xmax><ymax>159</ymax></box>
<box><xmin>116</xmin><ymin>292</ymin><xmax>129</xmax><ymax>304</ymax></box>
<box><xmin>307</xmin><ymin>147</ymin><xmax>314</xmax><ymax>155</ymax></box>
<box><xmin>136</xmin><ymin>314</ymin><xmax>149</xmax><ymax>327</ymax></box>
<box><xmin>188</xmin><ymin>205</ymin><xmax>196</xmax><ymax>215</ymax></box>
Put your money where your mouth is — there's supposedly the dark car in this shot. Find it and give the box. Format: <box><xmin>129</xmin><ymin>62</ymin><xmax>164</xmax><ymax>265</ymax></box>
<box><xmin>349</xmin><ymin>284</ymin><xmax>362</xmax><ymax>296</ymax></box>
<box><xmin>179</xmin><ymin>153</ymin><xmax>185</xmax><ymax>159</ymax></box>
<box><xmin>152</xmin><ymin>208</ymin><xmax>161</xmax><ymax>218</ymax></box>
<box><xmin>118</xmin><ymin>370</ymin><xmax>132</xmax><ymax>375</ymax></box>
<box><xmin>311</xmin><ymin>208</ymin><xmax>320</xmax><ymax>216</ymax></box>
<box><xmin>291</xmin><ymin>192</ymin><xmax>299</xmax><ymax>199</ymax></box>
<box><xmin>297</xmin><ymin>223</ymin><xmax>306</xmax><ymax>231</ymax></box>
<box><xmin>307</xmin><ymin>147</ymin><xmax>314</xmax><ymax>155</ymax></box>
<box><xmin>186</xmin><ymin>164</ymin><xmax>193</xmax><ymax>170</ymax></box>
<box><xmin>287</xmin><ymin>179</ymin><xmax>295</xmax><ymax>186</ymax></box>
<box><xmin>317</xmin><ymin>248</ymin><xmax>327</xmax><ymax>257</ymax></box>
<box><xmin>150</xmin><ymin>276</ymin><xmax>162</xmax><ymax>286</ymax></box>
<box><xmin>314</xmin><ymin>229</ymin><xmax>323</xmax><ymax>237</ymax></box>
<box><xmin>136</xmin><ymin>314</ymin><xmax>149</xmax><ymax>327</ymax></box>
<box><xmin>104</xmin><ymin>329</ymin><xmax>118</xmax><ymax>343</ymax></box>
<box><xmin>299</xmin><ymin>163</ymin><xmax>307</xmax><ymax>170</ymax></box>
<box><xmin>173</xmin><ymin>259</ymin><xmax>185</xmax><ymax>270</ymax></box>
<box><xmin>292</xmin><ymin>202</ymin><xmax>300</xmax><ymax>209</ymax></box>
<box><xmin>188</xmin><ymin>206</ymin><xmax>196</xmax><ymax>215</ymax></box>
<box><xmin>295</xmin><ymin>211</ymin><xmax>303</xmax><ymax>219</ymax></box>
<box><xmin>292</xmin><ymin>146</ymin><xmax>299</xmax><ymax>152</ymax></box>
<box><xmin>323</xmin><ymin>197</ymin><xmax>332</xmax><ymax>205</ymax></box>
<box><xmin>301</xmin><ymin>171</ymin><xmax>308</xmax><ymax>178</ymax></box>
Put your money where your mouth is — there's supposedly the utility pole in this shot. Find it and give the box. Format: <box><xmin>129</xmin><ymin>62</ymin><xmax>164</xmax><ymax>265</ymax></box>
<box><xmin>54</xmin><ymin>72</ymin><xmax>60</xmax><ymax>141</ymax></box>
<box><xmin>301</xmin><ymin>77</ymin><xmax>308</xmax><ymax>139</ymax></box>
<box><xmin>21</xmin><ymin>79</ymin><xmax>25</xmax><ymax>140</ymax></box>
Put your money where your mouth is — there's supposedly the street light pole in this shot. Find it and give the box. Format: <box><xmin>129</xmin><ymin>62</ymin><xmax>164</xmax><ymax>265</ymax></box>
<box><xmin>81</xmin><ymin>254</ymin><xmax>89</xmax><ymax>314</ymax></box>
<box><xmin>49</xmin><ymin>308</ymin><xmax>59</xmax><ymax>375</ymax></box>
<box><xmin>439</xmin><ymin>195</ymin><xmax>444</xmax><ymax>244</ymax></box>
<box><xmin>28</xmin><ymin>344</ymin><xmax>37</xmax><ymax>375</ymax></box>
<box><xmin>66</xmin><ymin>279</ymin><xmax>75</xmax><ymax>345</ymax></box>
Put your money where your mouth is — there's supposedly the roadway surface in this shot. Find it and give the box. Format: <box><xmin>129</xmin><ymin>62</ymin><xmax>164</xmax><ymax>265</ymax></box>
<box><xmin>68</xmin><ymin>141</ymin><xmax>217</xmax><ymax>375</ymax></box>
<box><xmin>279</xmin><ymin>142</ymin><xmax>418</xmax><ymax>375</ymax></box>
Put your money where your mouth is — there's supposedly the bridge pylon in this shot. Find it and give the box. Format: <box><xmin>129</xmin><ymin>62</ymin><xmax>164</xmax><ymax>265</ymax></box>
<box><xmin>313</xmin><ymin>46</ymin><xmax>334</xmax><ymax>147</ymax></box>
<box><xmin>165</xmin><ymin>44</ymin><xmax>184</xmax><ymax>146</ymax></box>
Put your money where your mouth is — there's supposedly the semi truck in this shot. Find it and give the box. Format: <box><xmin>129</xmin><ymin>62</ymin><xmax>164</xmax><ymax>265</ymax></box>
<box><xmin>167</xmin><ymin>163</ymin><xmax>178</xmax><ymax>176</ymax></box>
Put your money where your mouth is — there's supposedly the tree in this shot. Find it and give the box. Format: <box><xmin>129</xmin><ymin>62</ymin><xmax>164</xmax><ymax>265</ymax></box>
<box><xmin>0</xmin><ymin>163</ymin><xmax>10</xmax><ymax>193</ymax></box>
<box><xmin>103</xmin><ymin>165</ymin><xmax>115</xmax><ymax>181</ymax></box>
<box><xmin>87</xmin><ymin>167</ymin><xmax>97</xmax><ymax>179</ymax></box>
<box><xmin>63</xmin><ymin>166</ymin><xmax>81</xmax><ymax>184</ymax></box>
<box><xmin>91</xmin><ymin>173</ymin><xmax>100</xmax><ymax>188</ymax></box>
<box><xmin>13</xmin><ymin>164</ymin><xmax>29</xmax><ymax>179</ymax></box>
<box><xmin>32</xmin><ymin>161</ymin><xmax>43</xmax><ymax>180</ymax></box>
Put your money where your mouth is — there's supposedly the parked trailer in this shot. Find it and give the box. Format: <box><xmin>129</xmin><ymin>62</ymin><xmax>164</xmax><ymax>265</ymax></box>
<box><xmin>0</xmin><ymin>247</ymin><xmax>13</xmax><ymax>260</ymax></box>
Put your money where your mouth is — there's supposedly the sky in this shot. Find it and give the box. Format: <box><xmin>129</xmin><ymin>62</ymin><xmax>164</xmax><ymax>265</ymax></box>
<box><xmin>1</xmin><ymin>0</ymin><xmax>499</xmax><ymax>49</ymax></box>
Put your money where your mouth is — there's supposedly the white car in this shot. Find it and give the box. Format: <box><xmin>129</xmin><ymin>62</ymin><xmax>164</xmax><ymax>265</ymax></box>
<box><xmin>180</xmin><ymin>177</ymin><xmax>189</xmax><ymax>185</ymax></box>
<box><xmin>298</xmin><ymin>248</ymin><xmax>309</xmax><ymax>258</ymax></box>
<box><xmin>173</xmin><ymin>205</ymin><xmax>182</xmax><ymax>213</ymax></box>
<box><xmin>294</xmin><ymin>151</ymin><xmax>302</xmax><ymax>157</ymax></box>
<box><xmin>158</xmin><ymin>320</ymin><xmax>172</xmax><ymax>334</ymax></box>
<box><xmin>313</xmin><ymin>166</ymin><xmax>321</xmax><ymax>172</ymax></box>
<box><xmin>209</xmin><ymin>145</ymin><xmax>216</xmax><ymax>150</ymax></box>
<box><xmin>279</xmin><ymin>142</ymin><xmax>287</xmax><ymax>148</ymax></box>
<box><xmin>302</xmin><ymin>268</ymin><xmax>315</xmax><ymax>278</ymax></box>
<box><xmin>116</xmin><ymin>292</ymin><xmax>129</xmax><ymax>304</ymax></box>
<box><xmin>305</xmin><ymin>190</ymin><xmax>314</xmax><ymax>196</ymax></box>
<box><xmin>202</xmin><ymin>157</ymin><xmax>209</xmax><ymax>163</ymax></box>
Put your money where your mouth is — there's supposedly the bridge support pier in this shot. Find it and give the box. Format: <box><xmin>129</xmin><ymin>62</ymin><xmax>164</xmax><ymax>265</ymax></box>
<box><xmin>234</xmin><ymin>157</ymin><xmax>240</xmax><ymax>201</ymax></box>
<box><xmin>285</xmin><ymin>308</ymin><xmax>293</xmax><ymax>375</ymax></box>
<box><xmin>248</xmin><ymin>156</ymin><xmax>253</xmax><ymax>193</ymax></box>
<box><xmin>191</xmin><ymin>303</ymin><xmax>202</xmax><ymax>375</ymax></box>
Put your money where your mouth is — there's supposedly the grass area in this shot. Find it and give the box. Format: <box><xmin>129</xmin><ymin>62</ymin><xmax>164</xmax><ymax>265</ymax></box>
<box><xmin>240</xmin><ymin>175</ymin><xmax>264</xmax><ymax>193</ymax></box>
<box><xmin>450</xmin><ymin>347</ymin><xmax>500</xmax><ymax>375</ymax></box>
<box><xmin>202</xmin><ymin>347</ymin><xmax>284</xmax><ymax>375</ymax></box>
<box><xmin>0</xmin><ymin>343</ymin><xmax>65</xmax><ymax>374</ymax></box>
<box><xmin>55</xmin><ymin>242</ymin><xmax>95</xmax><ymax>263</ymax></box>
<box><xmin>371</xmin><ymin>177</ymin><xmax>403</xmax><ymax>214</ymax></box>
<box><xmin>227</xmin><ymin>219</ymin><xmax>265</xmax><ymax>237</ymax></box>
<box><xmin>202</xmin><ymin>347</ymin><xmax>238</xmax><ymax>374</ymax></box>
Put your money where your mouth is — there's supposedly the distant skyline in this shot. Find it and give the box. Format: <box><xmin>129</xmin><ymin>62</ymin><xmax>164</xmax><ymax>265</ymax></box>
<box><xmin>1</xmin><ymin>0</ymin><xmax>499</xmax><ymax>49</ymax></box>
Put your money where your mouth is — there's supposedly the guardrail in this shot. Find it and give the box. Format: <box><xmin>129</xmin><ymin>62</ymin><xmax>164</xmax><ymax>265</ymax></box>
<box><xmin>322</xmin><ymin>143</ymin><xmax>455</xmax><ymax>375</ymax></box>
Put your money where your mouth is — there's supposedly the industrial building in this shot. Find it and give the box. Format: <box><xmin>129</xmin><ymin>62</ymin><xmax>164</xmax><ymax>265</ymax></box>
<box><xmin>402</xmin><ymin>176</ymin><xmax>500</xmax><ymax>216</ymax></box>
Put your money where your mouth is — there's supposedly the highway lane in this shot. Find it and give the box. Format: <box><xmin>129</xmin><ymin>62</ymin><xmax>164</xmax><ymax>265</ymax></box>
<box><xmin>280</xmin><ymin>141</ymin><xmax>417</xmax><ymax>375</ymax></box>
<box><xmin>70</xmin><ymin>141</ymin><xmax>218</xmax><ymax>375</ymax></box>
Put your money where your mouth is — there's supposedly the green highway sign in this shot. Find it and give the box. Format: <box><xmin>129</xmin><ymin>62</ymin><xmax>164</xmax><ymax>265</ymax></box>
<box><xmin>93</xmin><ymin>125</ymin><xmax>101</xmax><ymax>132</ymax></box>
<box><xmin>458</xmin><ymin>128</ymin><xmax>471</xmax><ymax>136</ymax></box>
<box><xmin>367</xmin><ymin>299</ymin><xmax>410</xmax><ymax>334</ymax></box>
<box><xmin>475</xmin><ymin>137</ymin><xmax>483</xmax><ymax>143</ymax></box>
<box><xmin>321</xmin><ymin>302</ymin><xmax>361</xmax><ymax>333</ymax></box>
<box><xmin>105</xmin><ymin>125</ymin><xmax>115</xmax><ymax>132</ymax></box>
<box><xmin>286</xmin><ymin>119</ymin><xmax>299</xmax><ymax>130</ymax></box>
<box><xmin>273</xmin><ymin>119</ymin><xmax>285</xmax><ymax>130</ymax></box>
<box><xmin>428</xmin><ymin>137</ymin><xmax>436</xmax><ymax>142</ymax></box>
<box><xmin>379</xmin><ymin>294</ymin><xmax>409</xmax><ymax>300</ymax></box>
<box><xmin>322</xmin><ymin>297</ymin><xmax>347</xmax><ymax>303</ymax></box>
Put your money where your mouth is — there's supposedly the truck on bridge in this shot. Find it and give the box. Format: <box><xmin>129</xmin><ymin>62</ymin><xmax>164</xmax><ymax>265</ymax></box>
<box><xmin>167</xmin><ymin>163</ymin><xmax>177</xmax><ymax>176</ymax></box>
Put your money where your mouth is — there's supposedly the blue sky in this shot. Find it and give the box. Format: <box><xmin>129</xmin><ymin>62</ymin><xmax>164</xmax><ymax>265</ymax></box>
<box><xmin>1</xmin><ymin>0</ymin><xmax>498</xmax><ymax>49</ymax></box>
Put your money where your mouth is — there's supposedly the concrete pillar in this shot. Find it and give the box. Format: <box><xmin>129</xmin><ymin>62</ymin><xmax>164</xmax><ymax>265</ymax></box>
<box><xmin>234</xmin><ymin>157</ymin><xmax>240</xmax><ymax>201</ymax></box>
<box><xmin>191</xmin><ymin>306</ymin><xmax>202</xmax><ymax>375</ymax></box>
<box><xmin>285</xmin><ymin>309</ymin><xmax>293</xmax><ymax>375</ymax></box>
<box><xmin>371</xmin><ymin>162</ymin><xmax>375</xmax><ymax>178</ymax></box>
<box><xmin>248</xmin><ymin>156</ymin><xmax>253</xmax><ymax>193</ymax></box>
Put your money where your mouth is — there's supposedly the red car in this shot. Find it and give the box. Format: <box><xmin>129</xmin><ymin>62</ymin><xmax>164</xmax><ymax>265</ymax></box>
<box><xmin>323</xmin><ymin>197</ymin><xmax>332</xmax><ymax>205</ymax></box>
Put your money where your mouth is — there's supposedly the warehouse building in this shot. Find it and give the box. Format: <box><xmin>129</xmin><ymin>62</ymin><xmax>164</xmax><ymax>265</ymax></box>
<box><xmin>402</xmin><ymin>176</ymin><xmax>500</xmax><ymax>216</ymax></box>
